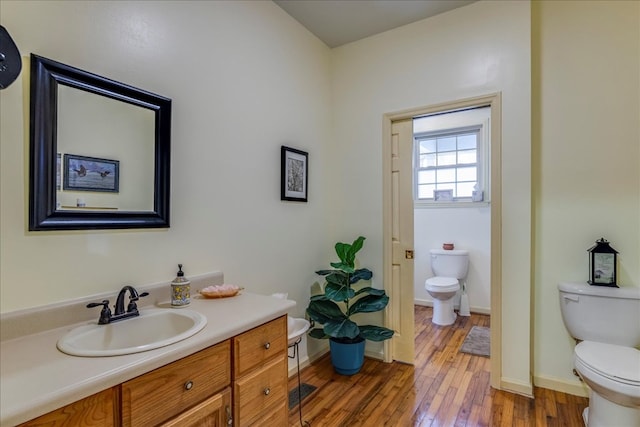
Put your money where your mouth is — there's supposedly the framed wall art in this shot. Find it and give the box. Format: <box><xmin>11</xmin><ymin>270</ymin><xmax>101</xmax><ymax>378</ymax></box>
<box><xmin>63</xmin><ymin>154</ymin><xmax>119</xmax><ymax>193</ymax></box>
<box><xmin>281</xmin><ymin>146</ymin><xmax>308</xmax><ymax>202</ymax></box>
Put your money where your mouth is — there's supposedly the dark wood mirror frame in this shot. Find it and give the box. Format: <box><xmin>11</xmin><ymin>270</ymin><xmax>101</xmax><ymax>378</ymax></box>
<box><xmin>29</xmin><ymin>54</ymin><xmax>171</xmax><ymax>231</ymax></box>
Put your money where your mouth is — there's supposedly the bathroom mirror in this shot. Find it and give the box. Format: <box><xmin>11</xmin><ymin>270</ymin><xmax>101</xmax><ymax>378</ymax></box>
<box><xmin>29</xmin><ymin>54</ymin><xmax>171</xmax><ymax>230</ymax></box>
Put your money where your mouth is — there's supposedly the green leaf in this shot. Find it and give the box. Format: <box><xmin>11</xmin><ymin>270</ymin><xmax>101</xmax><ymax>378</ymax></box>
<box><xmin>310</xmin><ymin>294</ymin><xmax>328</xmax><ymax>302</ymax></box>
<box><xmin>334</xmin><ymin>242</ymin><xmax>352</xmax><ymax>266</ymax></box>
<box><xmin>325</xmin><ymin>271</ymin><xmax>348</xmax><ymax>286</ymax></box>
<box><xmin>308</xmin><ymin>328</ymin><xmax>329</xmax><ymax>339</ymax></box>
<box><xmin>359</xmin><ymin>325</ymin><xmax>395</xmax><ymax>342</ymax></box>
<box><xmin>354</xmin><ymin>286</ymin><xmax>385</xmax><ymax>297</ymax></box>
<box><xmin>348</xmin><ymin>236</ymin><xmax>365</xmax><ymax>261</ymax></box>
<box><xmin>307</xmin><ymin>300</ymin><xmax>345</xmax><ymax>324</ymax></box>
<box><xmin>348</xmin><ymin>294</ymin><xmax>389</xmax><ymax>315</ymax></box>
<box><xmin>334</xmin><ymin>236</ymin><xmax>365</xmax><ymax>268</ymax></box>
<box><xmin>330</xmin><ymin>261</ymin><xmax>355</xmax><ymax>274</ymax></box>
<box><xmin>324</xmin><ymin>318</ymin><xmax>360</xmax><ymax>339</ymax></box>
<box><xmin>325</xmin><ymin>281</ymin><xmax>354</xmax><ymax>302</ymax></box>
<box><xmin>315</xmin><ymin>269</ymin><xmax>335</xmax><ymax>276</ymax></box>
<box><xmin>350</xmin><ymin>268</ymin><xmax>372</xmax><ymax>284</ymax></box>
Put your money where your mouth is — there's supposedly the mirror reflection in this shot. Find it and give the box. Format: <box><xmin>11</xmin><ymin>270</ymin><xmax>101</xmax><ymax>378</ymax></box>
<box><xmin>57</xmin><ymin>85</ymin><xmax>155</xmax><ymax>212</ymax></box>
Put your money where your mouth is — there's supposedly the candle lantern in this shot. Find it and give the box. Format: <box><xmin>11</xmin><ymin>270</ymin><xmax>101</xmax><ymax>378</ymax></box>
<box><xmin>587</xmin><ymin>238</ymin><xmax>618</xmax><ymax>287</ymax></box>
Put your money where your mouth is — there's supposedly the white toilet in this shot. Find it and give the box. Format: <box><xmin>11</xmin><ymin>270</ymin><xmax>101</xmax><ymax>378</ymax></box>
<box><xmin>558</xmin><ymin>282</ymin><xmax>640</xmax><ymax>426</ymax></box>
<box><xmin>425</xmin><ymin>249</ymin><xmax>469</xmax><ymax>326</ymax></box>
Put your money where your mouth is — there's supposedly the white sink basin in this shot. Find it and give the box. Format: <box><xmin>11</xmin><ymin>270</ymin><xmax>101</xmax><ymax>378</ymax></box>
<box><xmin>287</xmin><ymin>316</ymin><xmax>310</xmax><ymax>347</ymax></box>
<box><xmin>57</xmin><ymin>308</ymin><xmax>207</xmax><ymax>357</ymax></box>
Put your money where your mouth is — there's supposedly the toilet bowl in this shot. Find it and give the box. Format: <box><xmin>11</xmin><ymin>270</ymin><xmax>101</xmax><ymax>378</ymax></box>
<box><xmin>558</xmin><ymin>282</ymin><xmax>640</xmax><ymax>426</ymax></box>
<box><xmin>425</xmin><ymin>277</ymin><xmax>460</xmax><ymax>325</ymax></box>
<box><xmin>425</xmin><ymin>249</ymin><xmax>469</xmax><ymax>326</ymax></box>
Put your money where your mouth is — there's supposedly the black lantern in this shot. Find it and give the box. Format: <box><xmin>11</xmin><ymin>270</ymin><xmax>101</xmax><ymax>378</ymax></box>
<box><xmin>587</xmin><ymin>238</ymin><xmax>618</xmax><ymax>287</ymax></box>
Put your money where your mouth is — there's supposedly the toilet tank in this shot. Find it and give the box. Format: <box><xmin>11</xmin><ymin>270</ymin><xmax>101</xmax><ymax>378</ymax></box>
<box><xmin>429</xmin><ymin>249</ymin><xmax>469</xmax><ymax>279</ymax></box>
<box><xmin>558</xmin><ymin>282</ymin><xmax>640</xmax><ymax>347</ymax></box>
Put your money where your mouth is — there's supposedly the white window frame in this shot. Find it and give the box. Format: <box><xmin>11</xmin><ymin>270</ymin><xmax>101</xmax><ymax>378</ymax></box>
<box><xmin>413</xmin><ymin>116</ymin><xmax>490</xmax><ymax>208</ymax></box>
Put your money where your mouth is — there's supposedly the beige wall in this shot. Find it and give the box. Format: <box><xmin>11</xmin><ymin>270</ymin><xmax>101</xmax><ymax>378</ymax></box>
<box><xmin>2</xmin><ymin>0</ymin><xmax>638</xmax><ymax>398</ymax></box>
<box><xmin>532</xmin><ymin>0</ymin><xmax>640</xmax><ymax>395</ymax></box>
<box><xmin>0</xmin><ymin>1</ymin><xmax>332</xmax><ymax>316</ymax></box>
<box><xmin>330</xmin><ymin>0</ymin><xmax>532</xmax><ymax>393</ymax></box>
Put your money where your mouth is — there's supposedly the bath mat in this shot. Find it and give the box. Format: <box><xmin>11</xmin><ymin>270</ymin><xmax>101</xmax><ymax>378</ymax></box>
<box><xmin>460</xmin><ymin>326</ymin><xmax>490</xmax><ymax>357</ymax></box>
<box><xmin>288</xmin><ymin>383</ymin><xmax>317</xmax><ymax>409</ymax></box>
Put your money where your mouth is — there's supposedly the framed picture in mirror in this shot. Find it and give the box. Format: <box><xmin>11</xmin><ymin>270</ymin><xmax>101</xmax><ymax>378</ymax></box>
<box><xmin>63</xmin><ymin>154</ymin><xmax>119</xmax><ymax>193</ymax></box>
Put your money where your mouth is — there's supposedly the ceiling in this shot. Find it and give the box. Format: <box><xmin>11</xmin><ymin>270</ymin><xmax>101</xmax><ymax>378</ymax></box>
<box><xmin>274</xmin><ymin>0</ymin><xmax>477</xmax><ymax>48</ymax></box>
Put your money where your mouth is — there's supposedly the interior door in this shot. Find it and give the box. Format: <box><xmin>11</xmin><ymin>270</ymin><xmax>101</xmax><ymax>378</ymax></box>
<box><xmin>388</xmin><ymin>118</ymin><xmax>415</xmax><ymax>364</ymax></box>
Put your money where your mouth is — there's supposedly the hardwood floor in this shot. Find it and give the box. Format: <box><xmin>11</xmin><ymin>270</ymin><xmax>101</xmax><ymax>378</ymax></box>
<box><xmin>287</xmin><ymin>305</ymin><xmax>588</xmax><ymax>426</ymax></box>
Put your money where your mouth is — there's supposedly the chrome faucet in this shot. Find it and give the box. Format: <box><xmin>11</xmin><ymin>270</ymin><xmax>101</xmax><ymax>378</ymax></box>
<box><xmin>87</xmin><ymin>285</ymin><xmax>149</xmax><ymax>324</ymax></box>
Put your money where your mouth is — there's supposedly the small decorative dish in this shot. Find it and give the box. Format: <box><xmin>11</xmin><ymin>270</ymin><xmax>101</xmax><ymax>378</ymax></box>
<box><xmin>199</xmin><ymin>284</ymin><xmax>243</xmax><ymax>299</ymax></box>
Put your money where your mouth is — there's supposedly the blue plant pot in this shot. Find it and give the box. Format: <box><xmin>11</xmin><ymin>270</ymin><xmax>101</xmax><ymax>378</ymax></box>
<box><xmin>329</xmin><ymin>337</ymin><xmax>366</xmax><ymax>375</ymax></box>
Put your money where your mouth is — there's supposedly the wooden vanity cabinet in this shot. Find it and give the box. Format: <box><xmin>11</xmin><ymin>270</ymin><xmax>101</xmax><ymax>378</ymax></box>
<box><xmin>232</xmin><ymin>316</ymin><xmax>288</xmax><ymax>426</ymax></box>
<box><xmin>121</xmin><ymin>340</ymin><xmax>231</xmax><ymax>426</ymax></box>
<box><xmin>18</xmin><ymin>316</ymin><xmax>288</xmax><ymax>427</ymax></box>
<box><xmin>18</xmin><ymin>388</ymin><xmax>118</xmax><ymax>427</ymax></box>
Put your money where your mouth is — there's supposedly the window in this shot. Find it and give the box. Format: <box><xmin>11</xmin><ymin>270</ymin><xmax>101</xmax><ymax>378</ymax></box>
<box><xmin>413</xmin><ymin>107</ymin><xmax>490</xmax><ymax>205</ymax></box>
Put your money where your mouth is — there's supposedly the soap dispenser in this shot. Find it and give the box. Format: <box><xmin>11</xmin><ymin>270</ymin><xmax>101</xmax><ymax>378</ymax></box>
<box><xmin>171</xmin><ymin>264</ymin><xmax>191</xmax><ymax>307</ymax></box>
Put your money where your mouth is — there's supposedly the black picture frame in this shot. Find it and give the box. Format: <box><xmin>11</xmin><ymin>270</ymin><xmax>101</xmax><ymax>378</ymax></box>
<box><xmin>281</xmin><ymin>146</ymin><xmax>308</xmax><ymax>202</ymax></box>
<box><xmin>63</xmin><ymin>154</ymin><xmax>120</xmax><ymax>193</ymax></box>
<box><xmin>29</xmin><ymin>54</ymin><xmax>171</xmax><ymax>231</ymax></box>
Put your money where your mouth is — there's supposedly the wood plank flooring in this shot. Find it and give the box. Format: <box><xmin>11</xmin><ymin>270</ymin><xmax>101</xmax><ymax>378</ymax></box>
<box><xmin>288</xmin><ymin>305</ymin><xmax>588</xmax><ymax>426</ymax></box>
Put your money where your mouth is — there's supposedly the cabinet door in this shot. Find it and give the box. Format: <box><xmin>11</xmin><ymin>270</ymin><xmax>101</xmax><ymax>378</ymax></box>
<box><xmin>234</xmin><ymin>356</ymin><xmax>288</xmax><ymax>426</ymax></box>
<box><xmin>121</xmin><ymin>340</ymin><xmax>231</xmax><ymax>426</ymax></box>
<box><xmin>18</xmin><ymin>388</ymin><xmax>116</xmax><ymax>427</ymax></box>
<box><xmin>161</xmin><ymin>387</ymin><xmax>232</xmax><ymax>427</ymax></box>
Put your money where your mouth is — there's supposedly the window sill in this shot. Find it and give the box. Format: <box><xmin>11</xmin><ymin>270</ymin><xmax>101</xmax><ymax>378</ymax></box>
<box><xmin>414</xmin><ymin>200</ymin><xmax>491</xmax><ymax>209</ymax></box>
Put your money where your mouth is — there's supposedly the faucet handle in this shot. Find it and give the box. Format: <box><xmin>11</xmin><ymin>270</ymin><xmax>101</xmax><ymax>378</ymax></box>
<box><xmin>127</xmin><ymin>292</ymin><xmax>149</xmax><ymax>313</ymax></box>
<box><xmin>86</xmin><ymin>299</ymin><xmax>109</xmax><ymax>309</ymax></box>
<box><xmin>87</xmin><ymin>300</ymin><xmax>112</xmax><ymax>324</ymax></box>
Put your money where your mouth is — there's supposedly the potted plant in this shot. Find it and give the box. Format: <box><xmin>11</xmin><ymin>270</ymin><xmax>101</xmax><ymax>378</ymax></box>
<box><xmin>306</xmin><ymin>236</ymin><xmax>394</xmax><ymax>375</ymax></box>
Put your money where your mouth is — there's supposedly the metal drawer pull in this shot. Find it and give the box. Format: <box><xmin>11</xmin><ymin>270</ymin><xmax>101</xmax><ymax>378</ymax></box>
<box><xmin>264</xmin><ymin>342</ymin><xmax>271</xmax><ymax>349</ymax></box>
<box><xmin>184</xmin><ymin>380</ymin><xmax>193</xmax><ymax>391</ymax></box>
<box><xmin>263</xmin><ymin>387</ymin><xmax>271</xmax><ymax>396</ymax></box>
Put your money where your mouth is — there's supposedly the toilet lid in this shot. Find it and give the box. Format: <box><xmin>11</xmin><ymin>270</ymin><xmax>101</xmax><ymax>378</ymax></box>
<box><xmin>575</xmin><ymin>341</ymin><xmax>640</xmax><ymax>385</ymax></box>
<box><xmin>425</xmin><ymin>277</ymin><xmax>460</xmax><ymax>292</ymax></box>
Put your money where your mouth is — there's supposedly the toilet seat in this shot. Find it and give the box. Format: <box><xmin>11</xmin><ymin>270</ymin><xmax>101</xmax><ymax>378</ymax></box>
<box><xmin>575</xmin><ymin>341</ymin><xmax>640</xmax><ymax>386</ymax></box>
<box><xmin>425</xmin><ymin>276</ymin><xmax>460</xmax><ymax>293</ymax></box>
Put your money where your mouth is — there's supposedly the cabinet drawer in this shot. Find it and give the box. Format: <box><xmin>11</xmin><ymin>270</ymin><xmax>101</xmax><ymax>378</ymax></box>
<box><xmin>258</xmin><ymin>401</ymin><xmax>288</xmax><ymax>427</ymax></box>
<box><xmin>233</xmin><ymin>316</ymin><xmax>286</xmax><ymax>377</ymax></box>
<box><xmin>121</xmin><ymin>340</ymin><xmax>231</xmax><ymax>426</ymax></box>
<box><xmin>161</xmin><ymin>387</ymin><xmax>231</xmax><ymax>427</ymax></box>
<box><xmin>234</xmin><ymin>356</ymin><xmax>287</xmax><ymax>426</ymax></box>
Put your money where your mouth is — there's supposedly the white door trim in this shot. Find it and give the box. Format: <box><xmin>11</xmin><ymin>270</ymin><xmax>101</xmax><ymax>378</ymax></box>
<box><xmin>382</xmin><ymin>93</ymin><xmax>502</xmax><ymax>389</ymax></box>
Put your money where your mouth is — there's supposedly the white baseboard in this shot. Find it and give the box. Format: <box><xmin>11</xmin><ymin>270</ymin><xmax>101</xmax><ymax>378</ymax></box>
<box><xmin>414</xmin><ymin>299</ymin><xmax>491</xmax><ymax>315</ymax></box>
<box><xmin>288</xmin><ymin>355</ymin><xmax>311</xmax><ymax>378</ymax></box>
<box><xmin>534</xmin><ymin>374</ymin><xmax>589</xmax><ymax>397</ymax></box>
<box><xmin>500</xmin><ymin>377</ymin><xmax>534</xmax><ymax>398</ymax></box>
<box><xmin>365</xmin><ymin>348</ymin><xmax>385</xmax><ymax>361</ymax></box>
<box><xmin>307</xmin><ymin>346</ymin><xmax>329</xmax><ymax>365</ymax></box>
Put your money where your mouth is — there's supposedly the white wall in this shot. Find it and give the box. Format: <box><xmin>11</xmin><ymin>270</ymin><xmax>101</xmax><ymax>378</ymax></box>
<box><xmin>532</xmin><ymin>0</ymin><xmax>640</xmax><ymax>395</ymax></box>
<box><xmin>0</xmin><ymin>1</ymin><xmax>332</xmax><ymax>319</ymax></box>
<box><xmin>413</xmin><ymin>108</ymin><xmax>492</xmax><ymax>313</ymax></box>
<box><xmin>330</xmin><ymin>0</ymin><xmax>532</xmax><ymax>392</ymax></box>
<box><xmin>415</xmin><ymin>207</ymin><xmax>491</xmax><ymax>312</ymax></box>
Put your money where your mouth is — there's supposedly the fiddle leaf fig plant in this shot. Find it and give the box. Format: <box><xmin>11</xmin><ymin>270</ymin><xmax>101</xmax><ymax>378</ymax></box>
<box><xmin>307</xmin><ymin>236</ymin><xmax>394</xmax><ymax>343</ymax></box>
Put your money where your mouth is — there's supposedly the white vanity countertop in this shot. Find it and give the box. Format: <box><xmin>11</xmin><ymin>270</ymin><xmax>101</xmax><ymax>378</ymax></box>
<box><xmin>0</xmin><ymin>291</ymin><xmax>295</xmax><ymax>426</ymax></box>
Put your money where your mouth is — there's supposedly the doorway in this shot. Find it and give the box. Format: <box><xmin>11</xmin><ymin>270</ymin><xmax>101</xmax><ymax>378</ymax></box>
<box><xmin>382</xmin><ymin>93</ymin><xmax>502</xmax><ymax>389</ymax></box>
